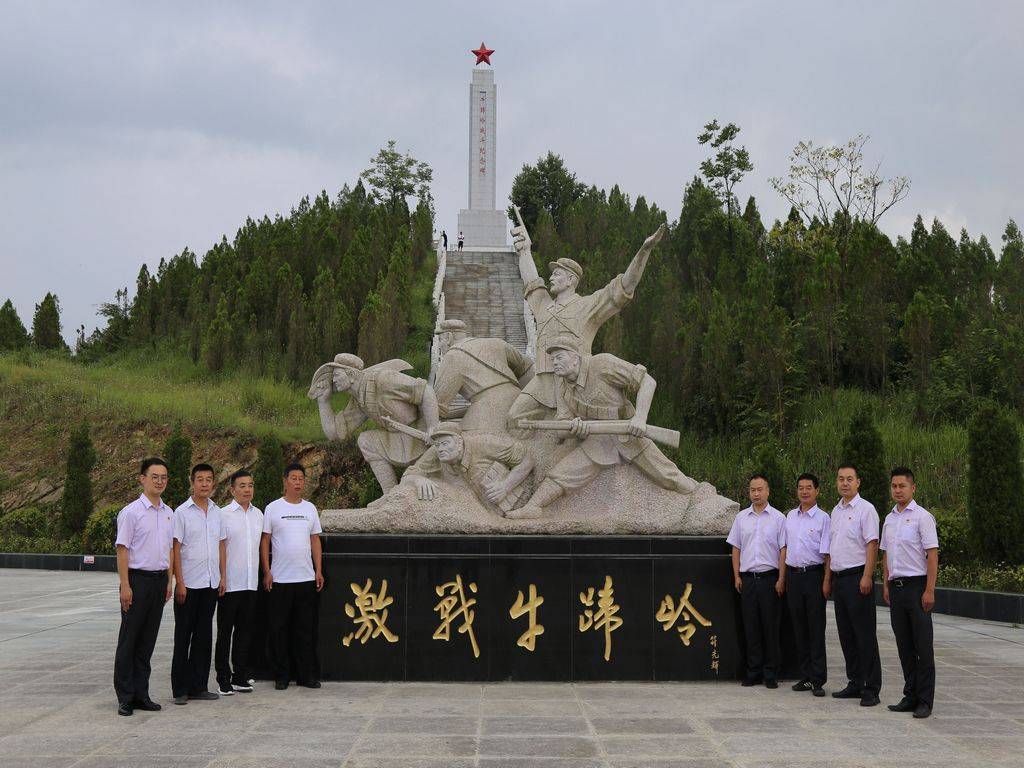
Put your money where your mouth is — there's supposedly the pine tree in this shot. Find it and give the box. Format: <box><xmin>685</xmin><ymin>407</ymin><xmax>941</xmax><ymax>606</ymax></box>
<box><xmin>0</xmin><ymin>299</ymin><xmax>30</xmax><ymax>350</ymax></box>
<box><xmin>31</xmin><ymin>292</ymin><xmax>65</xmax><ymax>350</ymax></box>
<box><xmin>967</xmin><ymin>404</ymin><xmax>1024</xmax><ymax>563</ymax></box>
<box><xmin>202</xmin><ymin>297</ymin><xmax>233</xmax><ymax>373</ymax></box>
<box><xmin>163</xmin><ymin>422</ymin><xmax>192</xmax><ymax>508</ymax></box>
<box><xmin>253</xmin><ymin>436</ymin><xmax>284</xmax><ymax>512</ymax></box>
<box><xmin>61</xmin><ymin>422</ymin><xmax>96</xmax><ymax>538</ymax></box>
<box><xmin>840</xmin><ymin>409</ymin><xmax>888</xmax><ymax>513</ymax></box>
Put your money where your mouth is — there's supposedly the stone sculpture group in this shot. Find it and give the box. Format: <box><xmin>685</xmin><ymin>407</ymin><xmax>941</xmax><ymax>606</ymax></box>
<box><xmin>309</xmin><ymin>216</ymin><xmax>739</xmax><ymax>534</ymax></box>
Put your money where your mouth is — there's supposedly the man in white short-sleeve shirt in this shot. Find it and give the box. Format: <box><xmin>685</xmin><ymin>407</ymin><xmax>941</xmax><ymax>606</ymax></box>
<box><xmin>261</xmin><ymin>462</ymin><xmax>324</xmax><ymax>690</ymax></box>
<box><xmin>214</xmin><ymin>469</ymin><xmax>263</xmax><ymax>695</ymax></box>
<box><xmin>881</xmin><ymin>467</ymin><xmax>939</xmax><ymax>719</ymax></box>
<box><xmin>171</xmin><ymin>463</ymin><xmax>222</xmax><ymax>704</ymax></box>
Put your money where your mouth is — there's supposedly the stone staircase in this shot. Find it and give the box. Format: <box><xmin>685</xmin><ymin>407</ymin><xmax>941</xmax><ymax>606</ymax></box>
<box><xmin>441</xmin><ymin>249</ymin><xmax>529</xmax><ymax>352</ymax></box>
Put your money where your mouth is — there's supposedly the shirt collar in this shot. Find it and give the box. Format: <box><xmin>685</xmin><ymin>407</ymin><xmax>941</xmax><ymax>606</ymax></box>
<box><xmin>837</xmin><ymin>493</ymin><xmax>862</xmax><ymax>509</ymax></box>
<box><xmin>795</xmin><ymin>504</ymin><xmax>820</xmax><ymax>517</ymax></box>
<box><xmin>186</xmin><ymin>496</ymin><xmax>217</xmax><ymax>513</ymax></box>
<box><xmin>744</xmin><ymin>504</ymin><xmax>775</xmax><ymax>517</ymax></box>
<box><xmin>139</xmin><ymin>493</ymin><xmax>165</xmax><ymax>510</ymax></box>
<box><xmin>892</xmin><ymin>499</ymin><xmax>920</xmax><ymax>515</ymax></box>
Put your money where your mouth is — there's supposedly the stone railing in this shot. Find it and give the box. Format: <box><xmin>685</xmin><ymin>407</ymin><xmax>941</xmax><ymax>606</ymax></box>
<box><xmin>428</xmin><ymin>238</ymin><xmax>447</xmax><ymax>384</ymax></box>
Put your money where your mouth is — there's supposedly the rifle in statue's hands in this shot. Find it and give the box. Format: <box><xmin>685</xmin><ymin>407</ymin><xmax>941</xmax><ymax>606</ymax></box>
<box><xmin>380</xmin><ymin>416</ymin><xmax>431</xmax><ymax>444</ymax></box>
<box><xmin>518</xmin><ymin>419</ymin><xmax>681</xmax><ymax>449</ymax></box>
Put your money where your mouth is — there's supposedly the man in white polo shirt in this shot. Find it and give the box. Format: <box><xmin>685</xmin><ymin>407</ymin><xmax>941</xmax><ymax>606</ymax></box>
<box><xmin>215</xmin><ymin>469</ymin><xmax>263</xmax><ymax>696</ymax></box>
<box><xmin>784</xmin><ymin>473</ymin><xmax>831</xmax><ymax>697</ymax></box>
<box><xmin>171</xmin><ymin>463</ymin><xmax>222</xmax><ymax>705</ymax></box>
<box><xmin>881</xmin><ymin>466</ymin><xmax>939</xmax><ymax>719</ymax></box>
<box><xmin>828</xmin><ymin>463</ymin><xmax>882</xmax><ymax>707</ymax></box>
<box><xmin>261</xmin><ymin>462</ymin><xmax>324</xmax><ymax>690</ymax></box>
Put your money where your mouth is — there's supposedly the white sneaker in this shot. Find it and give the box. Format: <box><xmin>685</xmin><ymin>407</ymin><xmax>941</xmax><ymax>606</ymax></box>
<box><xmin>247</xmin><ymin>678</ymin><xmax>255</xmax><ymax>686</ymax></box>
<box><xmin>232</xmin><ymin>682</ymin><xmax>254</xmax><ymax>692</ymax></box>
<box><xmin>217</xmin><ymin>686</ymin><xmax>234</xmax><ymax>696</ymax></box>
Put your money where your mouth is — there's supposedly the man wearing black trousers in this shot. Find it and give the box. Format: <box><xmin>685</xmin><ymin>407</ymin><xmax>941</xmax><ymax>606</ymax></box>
<box><xmin>215</xmin><ymin>469</ymin><xmax>263</xmax><ymax>695</ymax></box>
<box><xmin>882</xmin><ymin>467</ymin><xmax>939</xmax><ymax>719</ymax></box>
<box><xmin>171</xmin><ymin>463</ymin><xmax>222</xmax><ymax>705</ymax></box>
<box><xmin>728</xmin><ymin>474</ymin><xmax>787</xmax><ymax>688</ymax></box>
<box><xmin>113</xmin><ymin>458</ymin><xmax>175</xmax><ymax>716</ymax></box>
<box><xmin>261</xmin><ymin>463</ymin><xmax>324</xmax><ymax>690</ymax></box>
<box><xmin>828</xmin><ymin>463</ymin><xmax>882</xmax><ymax>707</ymax></box>
<box><xmin>784</xmin><ymin>473</ymin><xmax>831</xmax><ymax>697</ymax></box>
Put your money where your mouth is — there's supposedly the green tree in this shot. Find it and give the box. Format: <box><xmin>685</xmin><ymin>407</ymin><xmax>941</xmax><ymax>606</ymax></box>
<box><xmin>163</xmin><ymin>422</ymin><xmax>192</xmax><ymax>507</ymax></box>
<box><xmin>0</xmin><ymin>299</ymin><xmax>30</xmax><ymax>350</ymax></box>
<box><xmin>253</xmin><ymin>436</ymin><xmax>284</xmax><ymax>512</ymax></box>
<box><xmin>996</xmin><ymin>220</ymin><xmax>1024</xmax><ymax>318</ymax></box>
<box><xmin>202</xmin><ymin>297</ymin><xmax>234</xmax><ymax>373</ymax></box>
<box><xmin>32</xmin><ymin>292</ymin><xmax>65</xmax><ymax>350</ymax></box>
<box><xmin>61</xmin><ymin>423</ymin><xmax>96</xmax><ymax>538</ymax></box>
<box><xmin>840</xmin><ymin>409</ymin><xmax>888</xmax><ymax>514</ymax></box>
<box><xmin>967</xmin><ymin>404</ymin><xmax>1024</xmax><ymax>563</ymax></box>
<box><xmin>697</xmin><ymin>119</ymin><xmax>753</xmax><ymax>255</ymax></box>
<box><xmin>508</xmin><ymin>152</ymin><xmax>586</xmax><ymax>233</ymax></box>
<box><xmin>360</xmin><ymin>139</ymin><xmax>433</xmax><ymax>210</ymax></box>
<box><xmin>751</xmin><ymin>437</ymin><xmax>789</xmax><ymax>511</ymax></box>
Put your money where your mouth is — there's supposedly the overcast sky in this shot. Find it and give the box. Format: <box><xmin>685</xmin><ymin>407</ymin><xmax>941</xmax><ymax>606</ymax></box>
<box><xmin>2</xmin><ymin>1</ymin><xmax>1022</xmax><ymax>342</ymax></box>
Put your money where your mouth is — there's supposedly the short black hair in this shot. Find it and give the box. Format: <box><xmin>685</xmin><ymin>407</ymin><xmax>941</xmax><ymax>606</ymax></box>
<box><xmin>748</xmin><ymin>473</ymin><xmax>769</xmax><ymax>485</ymax></box>
<box><xmin>230</xmin><ymin>469</ymin><xmax>253</xmax><ymax>485</ymax></box>
<box><xmin>139</xmin><ymin>457</ymin><xmax>168</xmax><ymax>475</ymax></box>
<box><xmin>283</xmin><ymin>462</ymin><xmax>306</xmax><ymax>478</ymax></box>
<box><xmin>837</xmin><ymin>463</ymin><xmax>859</xmax><ymax>477</ymax></box>
<box><xmin>891</xmin><ymin>466</ymin><xmax>916</xmax><ymax>482</ymax></box>
<box><xmin>796</xmin><ymin>472</ymin><xmax>820</xmax><ymax>489</ymax></box>
<box><xmin>190</xmin><ymin>463</ymin><xmax>215</xmax><ymax>480</ymax></box>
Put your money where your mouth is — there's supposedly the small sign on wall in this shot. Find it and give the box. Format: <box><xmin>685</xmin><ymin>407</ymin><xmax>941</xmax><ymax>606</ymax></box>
<box><xmin>83</xmin><ymin>555</ymin><xmax>95</xmax><ymax>565</ymax></box>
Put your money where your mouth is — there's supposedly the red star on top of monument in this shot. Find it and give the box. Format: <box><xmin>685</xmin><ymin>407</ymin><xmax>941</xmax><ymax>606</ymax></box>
<box><xmin>471</xmin><ymin>42</ymin><xmax>494</xmax><ymax>65</ymax></box>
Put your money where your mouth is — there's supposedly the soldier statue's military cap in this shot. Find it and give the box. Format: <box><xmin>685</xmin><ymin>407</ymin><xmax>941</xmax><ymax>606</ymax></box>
<box><xmin>330</xmin><ymin>353</ymin><xmax>364</xmax><ymax>371</ymax></box>
<box><xmin>547</xmin><ymin>257</ymin><xmax>583</xmax><ymax>281</ymax></box>
<box><xmin>431</xmin><ymin>422</ymin><xmax>463</xmax><ymax>439</ymax></box>
<box><xmin>545</xmin><ymin>335</ymin><xmax>580</xmax><ymax>355</ymax></box>
<box><xmin>434</xmin><ymin>319</ymin><xmax>468</xmax><ymax>334</ymax></box>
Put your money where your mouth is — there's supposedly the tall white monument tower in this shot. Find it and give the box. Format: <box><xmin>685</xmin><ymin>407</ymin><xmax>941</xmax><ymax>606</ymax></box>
<box><xmin>457</xmin><ymin>43</ymin><xmax>508</xmax><ymax>248</ymax></box>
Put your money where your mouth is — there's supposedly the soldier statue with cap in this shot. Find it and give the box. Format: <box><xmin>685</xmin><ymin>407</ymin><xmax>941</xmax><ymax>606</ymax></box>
<box><xmin>309</xmin><ymin>353</ymin><xmax>440</xmax><ymax>493</ymax></box>
<box><xmin>507</xmin><ymin>207</ymin><xmax>668</xmax><ymax>431</ymax></box>
<box><xmin>511</xmin><ymin>336</ymin><xmax>698</xmax><ymax>519</ymax></box>
<box><xmin>433</xmin><ymin>318</ymin><xmax>535</xmax><ymax>433</ymax></box>
<box><xmin>401</xmin><ymin>421</ymin><xmax>535</xmax><ymax>515</ymax></box>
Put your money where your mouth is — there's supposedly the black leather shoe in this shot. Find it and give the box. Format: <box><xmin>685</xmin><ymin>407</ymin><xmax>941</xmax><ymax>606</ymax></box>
<box><xmin>812</xmin><ymin>686</ymin><xmax>826</xmax><ymax>697</ymax></box>
<box><xmin>132</xmin><ymin>699</ymin><xmax>162</xmax><ymax>711</ymax></box>
<box><xmin>188</xmin><ymin>691</ymin><xmax>219</xmax><ymax>701</ymax></box>
<box><xmin>741</xmin><ymin>677</ymin><xmax>763</xmax><ymax>687</ymax></box>
<box><xmin>791</xmin><ymin>679</ymin><xmax>812</xmax><ymax>692</ymax></box>
<box><xmin>888</xmin><ymin>696</ymin><xmax>917</xmax><ymax>712</ymax></box>
<box><xmin>832</xmin><ymin>684</ymin><xmax>863</xmax><ymax>699</ymax></box>
<box><xmin>860</xmin><ymin>693</ymin><xmax>880</xmax><ymax>707</ymax></box>
<box><xmin>297</xmin><ymin>680</ymin><xmax>321</xmax><ymax>689</ymax></box>
<box><xmin>117</xmin><ymin>702</ymin><xmax>133</xmax><ymax>717</ymax></box>
<box><xmin>274</xmin><ymin>680</ymin><xmax>288</xmax><ymax>690</ymax></box>
<box><xmin>913</xmin><ymin>703</ymin><xmax>932</xmax><ymax>719</ymax></box>
<box><xmin>765</xmin><ymin>679</ymin><xmax>778</xmax><ymax>689</ymax></box>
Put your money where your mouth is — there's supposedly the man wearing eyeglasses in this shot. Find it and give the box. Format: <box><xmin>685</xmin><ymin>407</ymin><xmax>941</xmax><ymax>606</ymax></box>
<box><xmin>113</xmin><ymin>457</ymin><xmax>175</xmax><ymax>717</ymax></box>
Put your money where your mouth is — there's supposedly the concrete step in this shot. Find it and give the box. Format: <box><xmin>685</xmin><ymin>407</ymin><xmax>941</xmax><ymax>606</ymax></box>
<box><xmin>441</xmin><ymin>248</ymin><xmax>529</xmax><ymax>353</ymax></box>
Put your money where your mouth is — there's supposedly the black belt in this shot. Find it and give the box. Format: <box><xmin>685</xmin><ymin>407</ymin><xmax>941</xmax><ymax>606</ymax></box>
<box><xmin>832</xmin><ymin>566</ymin><xmax>865</xmax><ymax>577</ymax></box>
<box><xmin>788</xmin><ymin>564</ymin><xmax>824</xmax><ymax>574</ymax></box>
<box><xmin>889</xmin><ymin>575</ymin><xmax>927</xmax><ymax>588</ymax></box>
<box><xmin>741</xmin><ymin>569</ymin><xmax>779</xmax><ymax>579</ymax></box>
<box><xmin>129</xmin><ymin>568</ymin><xmax>167</xmax><ymax>578</ymax></box>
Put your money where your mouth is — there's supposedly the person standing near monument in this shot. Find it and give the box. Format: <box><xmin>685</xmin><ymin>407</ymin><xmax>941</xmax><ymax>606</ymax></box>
<box><xmin>441</xmin><ymin>230</ymin><xmax>448</xmax><ymax>250</ymax></box>
<box><xmin>784</xmin><ymin>473</ymin><xmax>830</xmax><ymax>697</ymax></box>
<box><xmin>214</xmin><ymin>469</ymin><xmax>263</xmax><ymax>695</ymax></box>
<box><xmin>507</xmin><ymin>214</ymin><xmax>667</xmax><ymax>429</ymax></box>
<box><xmin>261</xmin><ymin>463</ymin><xmax>324</xmax><ymax>691</ymax></box>
<box><xmin>881</xmin><ymin>467</ymin><xmax>938</xmax><ymax>719</ymax></box>
<box><xmin>727</xmin><ymin>475</ymin><xmax>787</xmax><ymax>688</ymax></box>
<box><xmin>113</xmin><ymin>458</ymin><xmax>175</xmax><ymax>716</ymax></box>
<box><xmin>171</xmin><ymin>463</ymin><xmax>222</xmax><ymax>705</ymax></box>
<box><xmin>457</xmin><ymin>231</ymin><xmax>464</xmax><ymax>251</ymax></box>
<box><xmin>828</xmin><ymin>463</ymin><xmax>882</xmax><ymax>706</ymax></box>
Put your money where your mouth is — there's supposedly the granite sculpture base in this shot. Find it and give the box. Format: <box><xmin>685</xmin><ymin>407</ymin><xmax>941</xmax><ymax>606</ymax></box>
<box><xmin>321</xmin><ymin>465</ymin><xmax>740</xmax><ymax>536</ymax></box>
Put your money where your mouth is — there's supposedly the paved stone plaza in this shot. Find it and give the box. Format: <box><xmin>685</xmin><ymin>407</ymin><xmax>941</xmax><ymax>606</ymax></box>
<box><xmin>1</xmin><ymin>569</ymin><xmax>1022</xmax><ymax>767</ymax></box>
